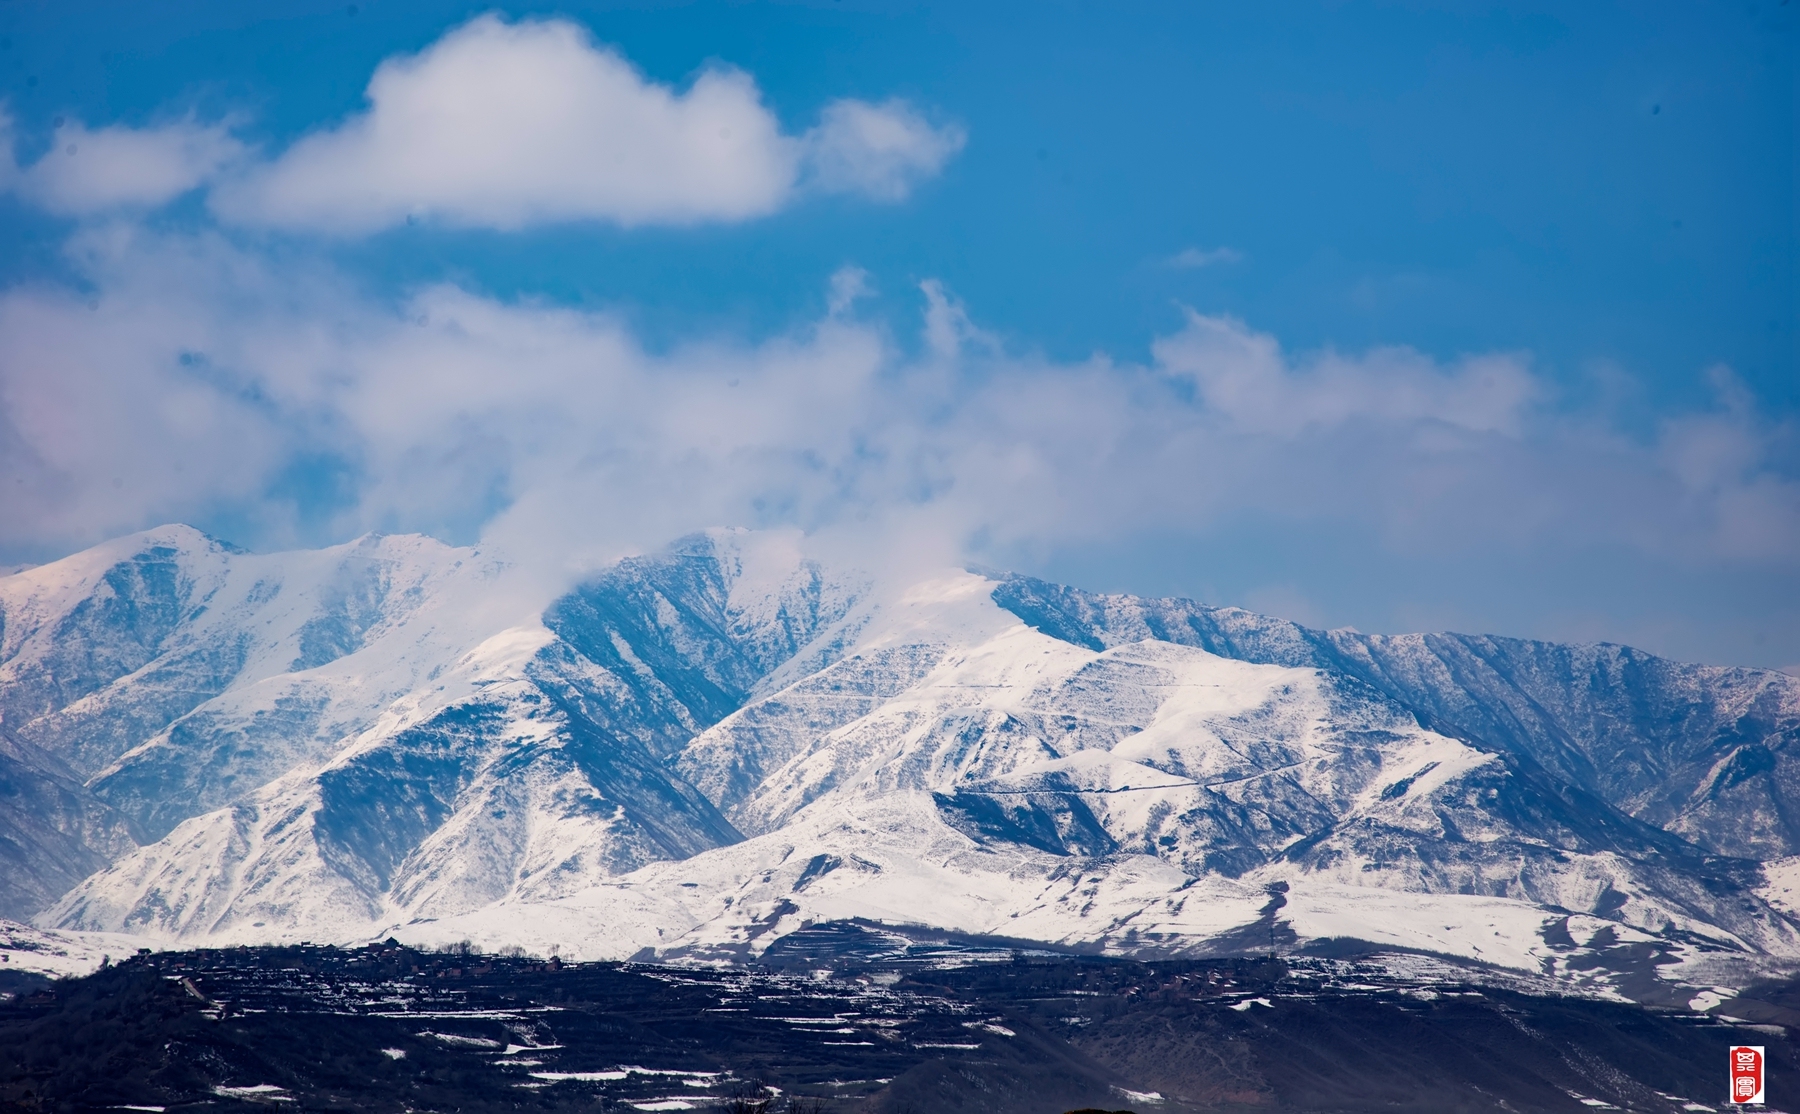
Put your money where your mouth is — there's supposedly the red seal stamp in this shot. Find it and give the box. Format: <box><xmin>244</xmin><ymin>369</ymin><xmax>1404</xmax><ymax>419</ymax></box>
<box><xmin>1731</xmin><ymin>1045</ymin><xmax>1765</xmax><ymax>1105</ymax></box>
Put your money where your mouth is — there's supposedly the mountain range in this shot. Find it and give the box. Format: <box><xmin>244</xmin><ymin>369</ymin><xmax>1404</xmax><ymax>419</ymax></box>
<box><xmin>3</xmin><ymin>524</ymin><xmax>1798</xmax><ymax>1004</ymax></box>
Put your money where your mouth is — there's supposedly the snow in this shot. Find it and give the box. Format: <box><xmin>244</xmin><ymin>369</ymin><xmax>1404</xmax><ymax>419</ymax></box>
<box><xmin>1687</xmin><ymin>988</ymin><xmax>1731</xmax><ymax>1012</ymax></box>
<box><xmin>0</xmin><ymin>919</ymin><xmax>157</xmax><ymax>978</ymax></box>
<box><xmin>1273</xmin><ymin>883</ymin><xmax>1560</xmax><ymax>972</ymax></box>
<box><xmin>383</xmin><ymin>789</ymin><xmax>1269</xmax><ymax>961</ymax></box>
<box><xmin>0</xmin><ymin>525</ymin><xmax>227</xmax><ymax>663</ymax></box>
<box><xmin>212</xmin><ymin>1084</ymin><xmax>290</xmax><ymax>1101</ymax></box>
<box><xmin>1757</xmin><ymin>855</ymin><xmax>1800</xmax><ymax>919</ymax></box>
<box><xmin>424</xmin><ymin>1032</ymin><xmax>504</xmax><ymax>1048</ymax></box>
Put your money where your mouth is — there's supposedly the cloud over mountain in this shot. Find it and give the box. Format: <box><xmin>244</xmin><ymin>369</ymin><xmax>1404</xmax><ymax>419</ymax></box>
<box><xmin>1</xmin><ymin>223</ymin><xmax>1793</xmax><ymax>667</ymax></box>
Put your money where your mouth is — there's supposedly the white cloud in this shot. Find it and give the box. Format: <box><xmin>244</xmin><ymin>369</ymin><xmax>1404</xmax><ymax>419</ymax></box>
<box><xmin>0</xmin><ymin>227</ymin><xmax>307</xmax><ymax>546</ymax></box>
<box><xmin>826</xmin><ymin>265</ymin><xmax>873</xmax><ymax>316</ymax></box>
<box><xmin>1</xmin><ymin>111</ymin><xmax>243</xmax><ymax>214</ymax></box>
<box><xmin>1</xmin><ymin>229</ymin><xmax>1794</xmax><ymax>662</ymax></box>
<box><xmin>1653</xmin><ymin>366</ymin><xmax>1800</xmax><ymax>562</ymax></box>
<box><xmin>919</xmin><ymin>278</ymin><xmax>998</xmax><ymax>362</ymax></box>
<box><xmin>1168</xmin><ymin>246</ymin><xmax>1243</xmax><ymax>268</ymax></box>
<box><xmin>210</xmin><ymin>15</ymin><xmax>963</xmax><ymax>233</ymax></box>
<box><xmin>1154</xmin><ymin>310</ymin><xmax>1539</xmax><ymax>436</ymax></box>
<box><xmin>802</xmin><ymin>98</ymin><xmax>966</xmax><ymax>202</ymax></box>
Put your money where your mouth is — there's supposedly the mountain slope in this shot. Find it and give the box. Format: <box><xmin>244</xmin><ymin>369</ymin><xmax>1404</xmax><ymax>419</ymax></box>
<box><xmin>0</xmin><ymin>526</ymin><xmax>239</xmax><ymax>779</ymax></box>
<box><xmin>0</xmin><ymin>526</ymin><xmax>511</xmax><ymax>847</ymax></box>
<box><xmin>0</xmin><ymin>730</ymin><xmax>138</xmax><ymax>918</ymax></box>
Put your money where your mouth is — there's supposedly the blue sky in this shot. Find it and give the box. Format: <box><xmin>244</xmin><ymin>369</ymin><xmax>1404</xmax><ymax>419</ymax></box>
<box><xmin>0</xmin><ymin>0</ymin><xmax>1794</xmax><ymax>670</ymax></box>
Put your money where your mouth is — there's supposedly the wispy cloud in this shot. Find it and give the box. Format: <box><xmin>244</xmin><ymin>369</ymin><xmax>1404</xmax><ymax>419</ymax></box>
<box><xmin>0</xmin><ymin>110</ymin><xmax>244</xmax><ymax>215</ymax></box>
<box><xmin>801</xmin><ymin>98</ymin><xmax>965</xmax><ymax>203</ymax></box>
<box><xmin>1167</xmin><ymin>246</ymin><xmax>1244</xmax><ymax>269</ymax></box>
<box><xmin>826</xmin><ymin>265</ymin><xmax>873</xmax><ymax>316</ymax></box>
<box><xmin>1155</xmin><ymin>310</ymin><xmax>1537</xmax><ymax>436</ymax></box>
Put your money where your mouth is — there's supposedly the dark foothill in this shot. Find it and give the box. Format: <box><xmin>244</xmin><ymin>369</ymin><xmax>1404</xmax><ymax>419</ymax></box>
<box><xmin>1</xmin><ymin>930</ymin><xmax>1790</xmax><ymax>1113</ymax></box>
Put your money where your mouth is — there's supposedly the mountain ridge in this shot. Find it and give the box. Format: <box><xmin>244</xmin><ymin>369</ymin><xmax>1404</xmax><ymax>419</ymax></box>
<box><xmin>4</xmin><ymin>524</ymin><xmax>1798</xmax><ymax>1003</ymax></box>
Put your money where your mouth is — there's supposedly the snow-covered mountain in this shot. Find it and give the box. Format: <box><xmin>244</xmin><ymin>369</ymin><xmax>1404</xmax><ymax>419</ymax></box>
<box><xmin>6</xmin><ymin>525</ymin><xmax>1800</xmax><ymax>1000</ymax></box>
<box><xmin>990</xmin><ymin>576</ymin><xmax>1800</xmax><ymax>860</ymax></box>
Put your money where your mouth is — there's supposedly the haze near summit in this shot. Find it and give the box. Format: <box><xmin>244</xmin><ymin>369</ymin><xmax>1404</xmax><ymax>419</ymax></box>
<box><xmin>0</xmin><ymin>1</ymin><xmax>1793</xmax><ymax>672</ymax></box>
